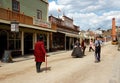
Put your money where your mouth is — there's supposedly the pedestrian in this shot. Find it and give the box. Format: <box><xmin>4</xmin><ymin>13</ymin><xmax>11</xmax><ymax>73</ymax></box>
<box><xmin>34</xmin><ymin>35</ymin><xmax>46</xmax><ymax>73</ymax></box>
<box><xmin>81</xmin><ymin>39</ymin><xmax>86</xmax><ymax>55</ymax></box>
<box><xmin>75</xmin><ymin>39</ymin><xmax>80</xmax><ymax>47</ymax></box>
<box><xmin>94</xmin><ymin>36</ymin><xmax>102</xmax><ymax>63</ymax></box>
<box><xmin>89</xmin><ymin>39</ymin><xmax>94</xmax><ymax>52</ymax></box>
<box><xmin>71</xmin><ymin>39</ymin><xmax>83</xmax><ymax>58</ymax></box>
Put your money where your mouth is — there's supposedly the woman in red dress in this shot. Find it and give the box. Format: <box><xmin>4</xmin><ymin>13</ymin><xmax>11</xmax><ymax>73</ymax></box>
<box><xmin>34</xmin><ymin>35</ymin><xmax>46</xmax><ymax>73</ymax></box>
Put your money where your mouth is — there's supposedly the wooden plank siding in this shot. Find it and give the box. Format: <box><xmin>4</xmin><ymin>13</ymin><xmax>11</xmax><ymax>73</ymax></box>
<box><xmin>0</xmin><ymin>8</ymin><xmax>33</xmax><ymax>25</ymax></box>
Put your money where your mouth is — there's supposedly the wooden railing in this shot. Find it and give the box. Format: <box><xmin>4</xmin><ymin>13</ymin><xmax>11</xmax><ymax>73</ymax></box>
<box><xmin>51</xmin><ymin>19</ymin><xmax>79</xmax><ymax>32</ymax></box>
<box><xmin>0</xmin><ymin>8</ymin><xmax>33</xmax><ymax>25</ymax></box>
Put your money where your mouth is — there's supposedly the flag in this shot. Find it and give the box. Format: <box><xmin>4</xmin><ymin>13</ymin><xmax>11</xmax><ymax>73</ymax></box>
<box><xmin>57</xmin><ymin>8</ymin><xmax>61</xmax><ymax>12</ymax></box>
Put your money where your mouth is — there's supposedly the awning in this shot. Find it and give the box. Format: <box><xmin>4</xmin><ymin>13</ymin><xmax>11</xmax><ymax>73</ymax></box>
<box><xmin>20</xmin><ymin>24</ymin><xmax>56</xmax><ymax>32</ymax></box>
<box><xmin>0</xmin><ymin>19</ymin><xmax>56</xmax><ymax>32</ymax></box>
<box><xmin>58</xmin><ymin>31</ymin><xmax>79</xmax><ymax>38</ymax></box>
<box><xmin>66</xmin><ymin>33</ymin><xmax>79</xmax><ymax>38</ymax></box>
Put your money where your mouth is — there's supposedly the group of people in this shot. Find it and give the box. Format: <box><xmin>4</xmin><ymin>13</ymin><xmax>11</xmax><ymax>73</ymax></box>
<box><xmin>34</xmin><ymin>35</ymin><xmax>102</xmax><ymax>73</ymax></box>
<box><xmin>71</xmin><ymin>36</ymin><xmax>102</xmax><ymax>63</ymax></box>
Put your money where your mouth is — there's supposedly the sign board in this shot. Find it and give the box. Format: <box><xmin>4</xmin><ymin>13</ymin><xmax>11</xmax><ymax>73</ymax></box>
<box><xmin>11</xmin><ymin>21</ymin><xmax>19</xmax><ymax>32</ymax></box>
<box><xmin>1</xmin><ymin>50</ymin><xmax>13</xmax><ymax>63</ymax></box>
<box><xmin>33</xmin><ymin>19</ymin><xmax>51</xmax><ymax>28</ymax></box>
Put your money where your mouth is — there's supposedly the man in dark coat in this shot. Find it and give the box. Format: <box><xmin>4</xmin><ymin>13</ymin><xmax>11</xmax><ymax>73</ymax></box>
<box><xmin>94</xmin><ymin>36</ymin><xmax>102</xmax><ymax>62</ymax></box>
<box><xmin>81</xmin><ymin>39</ymin><xmax>86</xmax><ymax>55</ymax></box>
<box><xmin>34</xmin><ymin>35</ymin><xmax>46</xmax><ymax>73</ymax></box>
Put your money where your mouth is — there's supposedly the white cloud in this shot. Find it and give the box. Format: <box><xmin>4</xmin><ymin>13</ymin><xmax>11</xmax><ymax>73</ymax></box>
<box><xmin>48</xmin><ymin>1</ymin><xmax>64</xmax><ymax>17</ymax></box>
<box><xmin>48</xmin><ymin>0</ymin><xmax>120</xmax><ymax>30</ymax></box>
<box><xmin>49</xmin><ymin>1</ymin><xmax>62</xmax><ymax>11</ymax></box>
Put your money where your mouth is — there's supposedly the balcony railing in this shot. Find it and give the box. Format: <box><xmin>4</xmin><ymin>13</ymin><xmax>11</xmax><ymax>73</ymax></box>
<box><xmin>0</xmin><ymin>8</ymin><xmax>33</xmax><ymax>25</ymax></box>
<box><xmin>51</xmin><ymin>19</ymin><xmax>79</xmax><ymax>31</ymax></box>
<box><xmin>57</xmin><ymin>22</ymin><xmax>79</xmax><ymax>32</ymax></box>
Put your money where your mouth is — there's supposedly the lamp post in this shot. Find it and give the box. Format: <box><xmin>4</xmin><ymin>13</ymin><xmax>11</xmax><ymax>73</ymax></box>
<box><xmin>11</xmin><ymin>21</ymin><xmax>19</xmax><ymax>50</ymax></box>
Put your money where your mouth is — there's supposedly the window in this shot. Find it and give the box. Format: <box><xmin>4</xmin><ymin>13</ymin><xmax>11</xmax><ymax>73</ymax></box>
<box><xmin>37</xmin><ymin>10</ymin><xmax>42</xmax><ymax>19</ymax></box>
<box><xmin>12</xmin><ymin>0</ymin><xmax>20</xmax><ymax>12</ymax></box>
<box><xmin>8</xmin><ymin>32</ymin><xmax>21</xmax><ymax>50</ymax></box>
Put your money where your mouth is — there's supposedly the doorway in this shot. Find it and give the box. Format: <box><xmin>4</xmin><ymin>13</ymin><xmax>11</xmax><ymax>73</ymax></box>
<box><xmin>24</xmin><ymin>33</ymin><xmax>33</xmax><ymax>55</ymax></box>
<box><xmin>0</xmin><ymin>31</ymin><xmax>8</xmax><ymax>59</ymax></box>
<box><xmin>66</xmin><ymin>37</ymin><xmax>70</xmax><ymax>50</ymax></box>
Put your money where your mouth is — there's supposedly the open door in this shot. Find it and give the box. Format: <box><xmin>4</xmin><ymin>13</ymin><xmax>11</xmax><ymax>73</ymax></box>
<box><xmin>0</xmin><ymin>31</ymin><xmax>7</xmax><ymax>59</ymax></box>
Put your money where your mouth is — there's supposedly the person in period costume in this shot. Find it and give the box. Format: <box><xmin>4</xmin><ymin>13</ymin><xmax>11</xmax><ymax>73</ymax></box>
<box><xmin>89</xmin><ymin>39</ymin><xmax>94</xmax><ymax>52</ymax></box>
<box><xmin>81</xmin><ymin>39</ymin><xmax>86</xmax><ymax>55</ymax></box>
<box><xmin>34</xmin><ymin>35</ymin><xmax>46</xmax><ymax>73</ymax></box>
<box><xmin>71</xmin><ymin>40</ymin><xmax>83</xmax><ymax>58</ymax></box>
<box><xmin>94</xmin><ymin>36</ymin><xmax>102</xmax><ymax>63</ymax></box>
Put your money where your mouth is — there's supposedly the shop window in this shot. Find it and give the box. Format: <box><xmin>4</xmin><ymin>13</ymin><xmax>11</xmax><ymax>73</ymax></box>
<box><xmin>16</xmin><ymin>40</ymin><xmax>21</xmax><ymax>49</ymax></box>
<box><xmin>37</xmin><ymin>10</ymin><xmax>42</xmax><ymax>19</ymax></box>
<box><xmin>8</xmin><ymin>32</ymin><xmax>21</xmax><ymax>50</ymax></box>
<box><xmin>12</xmin><ymin>0</ymin><xmax>20</xmax><ymax>12</ymax></box>
<box><xmin>52</xmin><ymin>33</ymin><xmax>65</xmax><ymax>50</ymax></box>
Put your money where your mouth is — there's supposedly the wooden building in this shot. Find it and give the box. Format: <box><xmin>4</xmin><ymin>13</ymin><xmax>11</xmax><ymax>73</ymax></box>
<box><xmin>49</xmin><ymin>15</ymin><xmax>80</xmax><ymax>51</ymax></box>
<box><xmin>0</xmin><ymin>0</ymin><xmax>56</xmax><ymax>58</ymax></box>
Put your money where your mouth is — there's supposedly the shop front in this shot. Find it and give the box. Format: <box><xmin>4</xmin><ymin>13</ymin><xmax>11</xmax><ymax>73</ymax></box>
<box><xmin>65</xmin><ymin>33</ymin><xmax>79</xmax><ymax>50</ymax></box>
<box><xmin>0</xmin><ymin>24</ymin><xmax>21</xmax><ymax>58</ymax></box>
<box><xmin>51</xmin><ymin>32</ymin><xmax>65</xmax><ymax>51</ymax></box>
<box><xmin>49</xmin><ymin>31</ymin><xmax>79</xmax><ymax>52</ymax></box>
<box><xmin>0</xmin><ymin>23</ymin><xmax>54</xmax><ymax>59</ymax></box>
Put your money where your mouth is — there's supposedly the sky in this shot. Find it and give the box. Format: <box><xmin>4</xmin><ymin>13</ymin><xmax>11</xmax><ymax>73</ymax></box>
<box><xmin>48</xmin><ymin>0</ymin><xmax>120</xmax><ymax>31</ymax></box>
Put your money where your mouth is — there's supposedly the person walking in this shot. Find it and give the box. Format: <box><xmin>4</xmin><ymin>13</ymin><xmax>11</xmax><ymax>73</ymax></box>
<box><xmin>94</xmin><ymin>36</ymin><xmax>102</xmax><ymax>62</ymax></box>
<box><xmin>34</xmin><ymin>35</ymin><xmax>46</xmax><ymax>73</ymax></box>
<box><xmin>81</xmin><ymin>39</ymin><xmax>86</xmax><ymax>55</ymax></box>
<box><xmin>89</xmin><ymin>39</ymin><xmax>94</xmax><ymax>52</ymax></box>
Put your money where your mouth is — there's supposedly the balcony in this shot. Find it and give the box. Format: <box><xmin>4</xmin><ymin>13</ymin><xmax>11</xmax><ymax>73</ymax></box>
<box><xmin>0</xmin><ymin>8</ymin><xmax>33</xmax><ymax>25</ymax></box>
<box><xmin>56</xmin><ymin>21</ymin><xmax>79</xmax><ymax>32</ymax></box>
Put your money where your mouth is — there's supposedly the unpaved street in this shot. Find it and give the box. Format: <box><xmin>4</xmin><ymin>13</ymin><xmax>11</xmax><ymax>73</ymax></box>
<box><xmin>0</xmin><ymin>42</ymin><xmax>120</xmax><ymax>83</ymax></box>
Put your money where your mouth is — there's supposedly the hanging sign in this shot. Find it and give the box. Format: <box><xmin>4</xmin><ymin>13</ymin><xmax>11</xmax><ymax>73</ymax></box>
<box><xmin>11</xmin><ymin>21</ymin><xmax>19</xmax><ymax>32</ymax></box>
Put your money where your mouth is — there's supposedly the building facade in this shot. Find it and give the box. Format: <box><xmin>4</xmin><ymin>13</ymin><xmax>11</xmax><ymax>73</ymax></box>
<box><xmin>49</xmin><ymin>15</ymin><xmax>80</xmax><ymax>51</ymax></box>
<box><xmin>0</xmin><ymin>0</ymin><xmax>55</xmax><ymax>58</ymax></box>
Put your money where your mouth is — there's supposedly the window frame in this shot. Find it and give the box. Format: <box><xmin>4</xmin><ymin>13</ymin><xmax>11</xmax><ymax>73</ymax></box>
<box><xmin>37</xmin><ymin>9</ymin><xmax>42</xmax><ymax>20</ymax></box>
<box><xmin>12</xmin><ymin>0</ymin><xmax>20</xmax><ymax>12</ymax></box>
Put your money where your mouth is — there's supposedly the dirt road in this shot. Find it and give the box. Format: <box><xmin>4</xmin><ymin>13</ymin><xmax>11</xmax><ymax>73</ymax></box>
<box><xmin>0</xmin><ymin>42</ymin><xmax>120</xmax><ymax>83</ymax></box>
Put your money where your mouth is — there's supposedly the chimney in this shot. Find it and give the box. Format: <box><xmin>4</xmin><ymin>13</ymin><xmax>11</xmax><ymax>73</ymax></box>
<box><xmin>112</xmin><ymin>18</ymin><xmax>116</xmax><ymax>41</ymax></box>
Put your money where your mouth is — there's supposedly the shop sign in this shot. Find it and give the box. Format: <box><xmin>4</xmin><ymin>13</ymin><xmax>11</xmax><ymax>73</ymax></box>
<box><xmin>33</xmin><ymin>19</ymin><xmax>51</xmax><ymax>28</ymax></box>
<box><xmin>11</xmin><ymin>21</ymin><xmax>19</xmax><ymax>32</ymax></box>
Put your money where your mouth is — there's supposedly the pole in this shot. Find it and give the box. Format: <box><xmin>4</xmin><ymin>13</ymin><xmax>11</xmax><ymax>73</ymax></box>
<box><xmin>45</xmin><ymin>55</ymin><xmax>47</xmax><ymax>72</ymax></box>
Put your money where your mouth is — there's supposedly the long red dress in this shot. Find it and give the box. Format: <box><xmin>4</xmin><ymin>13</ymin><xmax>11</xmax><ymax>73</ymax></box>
<box><xmin>34</xmin><ymin>41</ymin><xmax>46</xmax><ymax>62</ymax></box>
